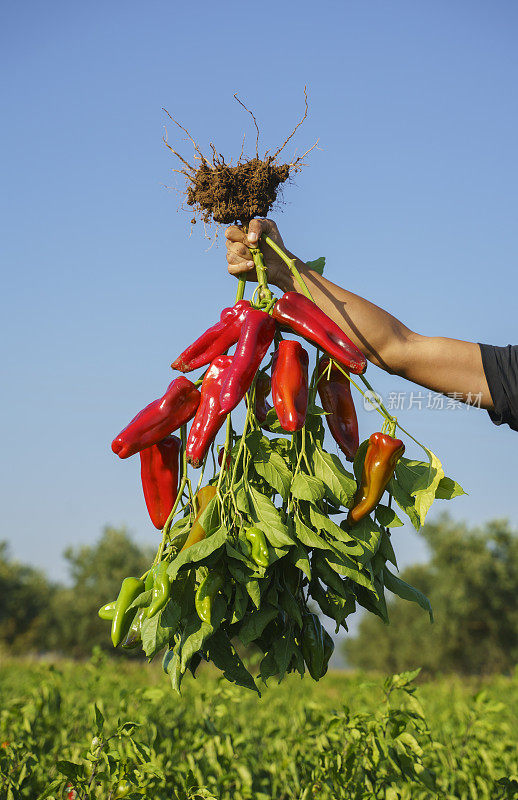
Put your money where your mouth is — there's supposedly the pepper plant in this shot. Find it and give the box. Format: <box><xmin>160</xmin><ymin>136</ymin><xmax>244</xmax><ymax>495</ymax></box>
<box><xmin>104</xmin><ymin>231</ymin><xmax>464</xmax><ymax>694</ymax></box>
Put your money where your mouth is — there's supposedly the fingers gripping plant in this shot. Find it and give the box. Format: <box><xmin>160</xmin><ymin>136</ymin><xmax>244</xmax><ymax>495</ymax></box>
<box><xmin>103</xmin><ymin>93</ymin><xmax>465</xmax><ymax>694</ymax></box>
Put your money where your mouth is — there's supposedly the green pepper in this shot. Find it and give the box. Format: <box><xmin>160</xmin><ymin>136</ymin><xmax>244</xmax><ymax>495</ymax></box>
<box><xmin>111</xmin><ymin>577</ymin><xmax>145</xmax><ymax>647</ymax></box>
<box><xmin>322</xmin><ymin>628</ymin><xmax>334</xmax><ymax>674</ymax></box>
<box><xmin>195</xmin><ymin>572</ymin><xmax>224</xmax><ymax>623</ymax></box>
<box><xmin>98</xmin><ymin>601</ymin><xmax>116</xmax><ymax>621</ymax></box>
<box><xmin>300</xmin><ymin>611</ymin><xmax>326</xmax><ymax>680</ymax></box>
<box><xmin>146</xmin><ymin>561</ymin><xmax>171</xmax><ymax>619</ymax></box>
<box><xmin>122</xmin><ymin>609</ymin><xmax>144</xmax><ymax>649</ymax></box>
<box><xmin>144</xmin><ymin>568</ymin><xmax>155</xmax><ymax>591</ymax></box>
<box><xmin>244</xmin><ymin>527</ymin><xmax>269</xmax><ymax>568</ymax></box>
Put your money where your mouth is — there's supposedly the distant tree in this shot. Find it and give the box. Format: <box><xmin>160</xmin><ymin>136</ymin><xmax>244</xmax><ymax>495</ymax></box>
<box><xmin>0</xmin><ymin>541</ymin><xmax>55</xmax><ymax>653</ymax></box>
<box><xmin>47</xmin><ymin>526</ymin><xmax>154</xmax><ymax>657</ymax></box>
<box><xmin>344</xmin><ymin>514</ymin><xmax>518</xmax><ymax>675</ymax></box>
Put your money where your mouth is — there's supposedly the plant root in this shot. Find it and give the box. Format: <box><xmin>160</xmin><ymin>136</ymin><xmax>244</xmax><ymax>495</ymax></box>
<box><xmin>163</xmin><ymin>88</ymin><xmax>316</xmax><ymax>227</ymax></box>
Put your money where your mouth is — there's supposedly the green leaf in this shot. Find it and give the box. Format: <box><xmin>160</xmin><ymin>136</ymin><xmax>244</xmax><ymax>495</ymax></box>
<box><xmin>141</xmin><ymin>597</ymin><xmax>183</xmax><ymax>659</ymax></box>
<box><xmin>180</xmin><ymin>596</ymin><xmax>225</xmax><ymax>670</ymax></box>
<box><xmin>35</xmin><ymin>779</ymin><xmax>63</xmax><ymax>800</ymax></box>
<box><xmin>383</xmin><ymin>567</ymin><xmax>434</xmax><ymax>622</ymax></box>
<box><xmin>290</xmin><ymin>473</ymin><xmax>326</xmax><ymax>503</ymax></box>
<box><xmin>435</xmin><ymin>475</ymin><xmax>466</xmax><ymax>500</ymax></box>
<box><xmin>379</xmin><ymin>529</ymin><xmax>398</xmax><ymax>568</ymax></box>
<box><xmin>295</xmin><ymin>514</ymin><xmax>331</xmax><ymax>551</ymax></box>
<box><xmin>396</xmin><ymin>451</ymin><xmax>445</xmax><ymax>527</ymax></box>
<box><xmin>305</xmin><ymin>412</ymin><xmax>325</xmax><ymax>444</ymax></box>
<box><xmin>264</xmin><ymin>407</ymin><xmax>283</xmax><ymax>432</ymax></box>
<box><xmin>253</xmin><ymin>444</ymin><xmax>292</xmax><ymax>501</ymax></box>
<box><xmin>127</xmin><ymin>589</ymin><xmax>152</xmax><ymax>611</ymax></box>
<box><xmin>388</xmin><ymin>478</ymin><xmax>420</xmax><ymax>531</ymax></box>
<box><xmin>248</xmin><ymin>486</ymin><xmax>294</xmax><ymax>547</ymax></box>
<box><xmin>231</xmin><ymin>583</ymin><xmax>249</xmax><ymax>624</ymax></box>
<box><xmin>272</xmin><ymin>630</ymin><xmax>297</xmax><ymax>681</ymax></box>
<box><xmin>227</xmin><ymin>558</ymin><xmax>252</xmax><ymax>586</ymax></box>
<box><xmin>325</xmin><ymin>552</ymin><xmax>376</xmax><ymax>593</ymax></box>
<box><xmin>196</xmin><ymin>496</ymin><xmax>220</xmax><ymax>538</ymax></box>
<box><xmin>235</xmin><ymin>481</ymin><xmax>250</xmax><ymax>513</ymax></box>
<box><xmin>167</xmin><ymin>526</ymin><xmax>227</xmax><ymax>581</ymax></box>
<box><xmin>245</xmin><ymin>578</ymin><xmax>261</xmax><ymax>609</ymax></box>
<box><xmin>259</xmin><ymin>649</ymin><xmax>279</xmax><ymax>684</ymax></box>
<box><xmin>309</xmin><ymin>506</ymin><xmax>362</xmax><ymax>548</ymax></box>
<box><xmin>354</xmin><ymin>584</ymin><xmax>389</xmax><ymax>623</ymax></box>
<box><xmin>56</xmin><ymin>760</ymin><xmax>82</xmax><ymax>781</ymax></box>
<box><xmin>306</xmin><ymin>256</ymin><xmax>326</xmax><ymax>275</ymax></box>
<box><xmin>244</xmin><ymin>428</ymin><xmax>264</xmax><ymax>454</ymax></box>
<box><xmin>94</xmin><ymin>703</ymin><xmax>104</xmax><ymax>733</ymax></box>
<box><xmin>311</xmin><ymin>444</ymin><xmax>356</xmax><ymax>507</ymax></box>
<box><xmin>375</xmin><ymin>504</ymin><xmax>404</xmax><ymax>528</ymax></box>
<box><xmin>279</xmin><ymin>588</ymin><xmax>303</xmax><ymax>628</ymax></box>
<box><xmin>207</xmin><ymin>630</ymin><xmax>259</xmax><ymax>694</ymax></box>
<box><xmin>163</xmin><ymin>642</ymin><xmax>182</xmax><ymax>693</ymax></box>
<box><xmin>384</xmin><ymin>667</ymin><xmax>421</xmax><ymax>691</ymax></box>
<box><xmin>238</xmin><ymin>604</ymin><xmax>278</xmax><ymax>646</ymax></box>
<box><xmin>353</xmin><ymin>438</ymin><xmax>369</xmax><ymax>482</ymax></box>
<box><xmin>289</xmin><ymin>543</ymin><xmax>311</xmax><ymax>580</ymax></box>
<box><xmin>345</xmin><ymin>515</ymin><xmax>382</xmax><ymax>556</ymax></box>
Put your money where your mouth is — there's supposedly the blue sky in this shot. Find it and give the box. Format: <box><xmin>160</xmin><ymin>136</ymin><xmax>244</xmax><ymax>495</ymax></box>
<box><xmin>2</xmin><ymin>0</ymin><xmax>517</xmax><ymax>584</ymax></box>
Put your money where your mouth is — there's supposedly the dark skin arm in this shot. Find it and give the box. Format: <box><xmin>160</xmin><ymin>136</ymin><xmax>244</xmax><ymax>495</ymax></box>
<box><xmin>225</xmin><ymin>218</ymin><xmax>493</xmax><ymax>410</ymax></box>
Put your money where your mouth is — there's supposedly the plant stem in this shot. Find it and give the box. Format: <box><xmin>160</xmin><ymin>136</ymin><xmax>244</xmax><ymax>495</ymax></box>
<box><xmin>235</xmin><ymin>277</ymin><xmax>246</xmax><ymax>302</ymax></box>
<box><xmin>358</xmin><ymin>372</ymin><xmax>399</xmax><ymax>427</ymax></box>
<box><xmin>250</xmin><ymin>247</ymin><xmax>272</xmax><ymax>302</ymax></box>
<box><xmin>263</xmin><ymin>235</ymin><xmax>315</xmax><ymax>302</ymax></box>
<box><xmin>159</xmin><ymin>425</ymin><xmax>189</xmax><ymax>559</ymax></box>
<box><xmin>228</xmin><ymin>383</ymin><xmax>255</xmax><ymax>492</ymax></box>
<box><xmin>217</xmin><ymin>414</ymin><xmax>233</xmax><ymax>494</ymax></box>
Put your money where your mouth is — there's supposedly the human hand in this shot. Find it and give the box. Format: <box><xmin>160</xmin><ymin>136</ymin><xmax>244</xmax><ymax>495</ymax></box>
<box><xmin>224</xmin><ymin>218</ymin><xmax>292</xmax><ymax>289</ymax></box>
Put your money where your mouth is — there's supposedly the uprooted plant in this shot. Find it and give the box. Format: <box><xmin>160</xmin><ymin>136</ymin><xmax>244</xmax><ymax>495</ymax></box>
<box><xmin>103</xmin><ymin>94</ymin><xmax>465</xmax><ymax>694</ymax></box>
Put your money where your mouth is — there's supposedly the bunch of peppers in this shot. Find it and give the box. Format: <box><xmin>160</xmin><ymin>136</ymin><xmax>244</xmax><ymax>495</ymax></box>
<box><xmin>101</xmin><ymin>236</ymin><xmax>458</xmax><ymax>691</ymax></box>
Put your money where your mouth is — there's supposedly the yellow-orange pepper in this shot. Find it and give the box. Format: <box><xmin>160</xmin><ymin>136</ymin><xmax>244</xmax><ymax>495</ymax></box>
<box><xmin>348</xmin><ymin>432</ymin><xmax>405</xmax><ymax>525</ymax></box>
<box><xmin>181</xmin><ymin>485</ymin><xmax>218</xmax><ymax>550</ymax></box>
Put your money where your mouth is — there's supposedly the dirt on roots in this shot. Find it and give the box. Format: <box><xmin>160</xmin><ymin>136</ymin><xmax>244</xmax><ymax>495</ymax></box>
<box><xmin>163</xmin><ymin>91</ymin><xmax>317</xmax><ymax>227</ymax></box>
<box><xmin>186</xmin><ymin>158</ymin><xmax>291</xmax><ymax>225</ymax></box>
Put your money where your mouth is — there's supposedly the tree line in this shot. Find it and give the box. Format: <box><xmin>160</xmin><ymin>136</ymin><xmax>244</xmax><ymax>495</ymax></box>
<box><xmin>1</xmin><ymin>514</ymin><xmax>517</xmax><ymax>674</ymax></box>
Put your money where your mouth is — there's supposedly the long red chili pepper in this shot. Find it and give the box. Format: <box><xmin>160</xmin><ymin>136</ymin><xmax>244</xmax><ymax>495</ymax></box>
<box><xmin>112</xmin><ymin>377</ymin><xmax>200</xmax><ymax>459</ymax></box>
<box><xmin>272</xmin><ymin>292</ymin><xmax>367</xmax><ymax>374</ymax></box>
<box><xmin>347</xmin><ymin>432</ymin><xmax>405</xmax><ymax>525</ymax></box>
<box><xmin>186</xmin><ymin>355</ymin><xmax>233</xmax><ymax>468</ymax></box>
<box><xmin>219</xmin><ymin>309</ymin><xmax>276</xmax><ymax>415</ymax></box>
<box><xmin>139</xmin><ymin>435</ymin><xmax>181</xmax><ymax>529</ymax></box>
<box><xmin>171</xmin><ymin>300</ymin><xmax>250</xmax><ymax>372</ymax></box>
<box><xmin>317</xmin><ymin>357</ymin><xmax>359</xmax><ymax>461</ymax></box>
<box><xmin>271</xmin><ymin>340</ymin><xmax>309</xmax><ymax>432</ymax></box>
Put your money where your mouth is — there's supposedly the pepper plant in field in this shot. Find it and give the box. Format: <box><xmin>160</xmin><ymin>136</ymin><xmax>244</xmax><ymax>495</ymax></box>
<box><xmin>103</xmin><ymin>99</ymin><xmax>465</xmax><ymax>693</ymax></box>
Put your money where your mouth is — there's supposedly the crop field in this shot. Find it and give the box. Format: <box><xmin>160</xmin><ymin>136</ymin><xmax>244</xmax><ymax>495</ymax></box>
<box><xmin>1</xmin><ymin>656</ymin><xmax>517</xmax><ymax>799</ymax></box>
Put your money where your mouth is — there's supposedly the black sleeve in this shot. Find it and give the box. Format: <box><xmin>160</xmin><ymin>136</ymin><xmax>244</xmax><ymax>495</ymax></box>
<box><xmin>479</xmin><ymin>344</ymin><xmax>518</xmax><ymax>432</ymax></box>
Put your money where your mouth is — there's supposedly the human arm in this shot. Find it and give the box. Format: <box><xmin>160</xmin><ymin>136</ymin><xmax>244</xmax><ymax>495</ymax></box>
<box><xmin>225</xmin><ymin>218</ymin><xmax>493</xmax><ymax>410</ymax></box>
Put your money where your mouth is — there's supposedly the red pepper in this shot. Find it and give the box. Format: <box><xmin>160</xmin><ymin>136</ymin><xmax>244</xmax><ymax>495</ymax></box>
<box><xmin>271</xmin><ymin>340</ymin><xmax>309</xmax><ymax>432</ymax></box>
<box><xmin>219</xmin><ymin>309</ymin><xmax>276</xmax><ymax>414</ymax></box>
<box><xmin>139</xmin><ymin>435</ymin><xmax>181</xmax><ymax>529</ymax></box>
<box><xmin>186</xmin><ymin>356</ymin><xmax>233</xmax><ymax>468</ymax></box>
<box><xmin>348</xmin><ymin>432</ymin><xmax>405</xmax><ymax>525</ymax></box>
<box><xmin>171</xmin><ymin>300</ymin><xmax>250</xmax><ymax>372</ymax></box>
<box><xmin>272</xmin><ymin>292</ymin><xmax>367</xmax><ymax>374</ymax></box>
<box><xmin>317</xmin><ymin>357</ymin><xmax>359</xmax><ymax>461</ymax></box>
<box><xmin>254</xmin><ymin>371</ymin><xmax>272</xmax><ymax>424</ymax></box>
<box><xmin>112</xmin><ymin>377</ymin><xmax>200</xmax><ymax>459</ymax></box>
<box><xmin>217</xmin><ymin>448</ymin><xmax>232</xmax><ymax>471</ymax></box>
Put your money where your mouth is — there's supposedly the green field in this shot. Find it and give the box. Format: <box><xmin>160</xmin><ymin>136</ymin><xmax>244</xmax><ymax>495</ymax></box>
<box><xmin>1</xmin><ymin>655</ymin><xmax>517</xmax><ymax>799</ymax></box>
